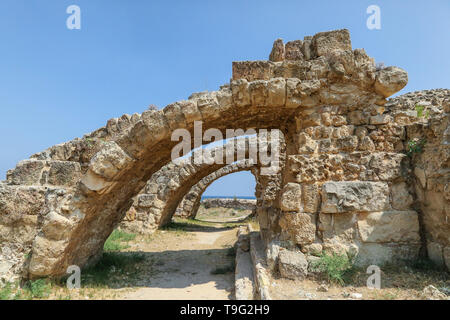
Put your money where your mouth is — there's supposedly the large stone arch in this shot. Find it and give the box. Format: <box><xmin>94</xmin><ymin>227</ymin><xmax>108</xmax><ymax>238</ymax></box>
<box><xmin>1</xmin><ymin>28</ymin><xmax>422</xmax><ymax>282</ymax></box>
<box><xmin>174</xmin><ymin>160</ymin><xmax>258</xmax><ymax>220</ymax></box>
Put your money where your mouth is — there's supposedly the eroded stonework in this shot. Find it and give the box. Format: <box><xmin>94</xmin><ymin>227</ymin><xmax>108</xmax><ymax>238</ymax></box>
<box><xmin>0</xmin><ymin>29</ymin><xmax>448</xmax><ymax>283</ymax></box>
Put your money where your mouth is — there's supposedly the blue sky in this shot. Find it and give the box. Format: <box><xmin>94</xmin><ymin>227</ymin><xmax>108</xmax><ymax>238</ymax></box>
<box><xmin>0</xmin><ymin>1</ymin><xmax>448</xmax><ymax>197</ymax></box>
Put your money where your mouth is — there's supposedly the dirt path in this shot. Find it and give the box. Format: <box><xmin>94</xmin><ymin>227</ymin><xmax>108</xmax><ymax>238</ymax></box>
<box><xmin>123</xmin><ymin>223</ymin><xmax>237</xmax><ymax>300</ymax></box>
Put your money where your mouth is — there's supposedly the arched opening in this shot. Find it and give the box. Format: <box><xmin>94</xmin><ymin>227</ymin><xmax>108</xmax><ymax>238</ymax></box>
<box><xmin>194</xmin><ymin>170</ymin><xmax>257</xmax><ymax>224</ymax></box>
<box><xmin>173</xmin><ymin>167</ymin><xmax>258</xmax><ymax>225</ymax></box>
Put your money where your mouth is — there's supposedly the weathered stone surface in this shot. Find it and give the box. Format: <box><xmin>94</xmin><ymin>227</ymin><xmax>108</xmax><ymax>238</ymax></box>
<box><xmin>266</xmin><ymin>240</ymin><xmax>281</xmax><ymax>271</ymax></box>
<box><xmin>318</xmin><ymin>212</ymin><xmax>358</xmax><ymax>255</ymax></box>
<box><xmin>391</xmin><ymin>182</ymin><xmax>413</xmax><ymax>210</ymax></box>
<box><xmin>232</xmin><ymin>61</ymin><xmax>274</xmax><ymax>81</ymax></box>
<box><xmin>374</xmin><ymin>66</ymin><xmax>408</xmax><ymax>98</ymax></box>
<box><xmin>87</xmin><ymin>141</ymin><xmax>133</xmax><ymax>180</ymax></box>
<box><xmin>279</xmin><ymin>212</ymin><xmax>316</xmax><ymax>245</ymax></box>
<box><xmin>42</xmin><ymin>211</ymin><xmax>75</xmax><ymax>241</ymax></box>
<box><xmin>278</xmin><ymin>249</ymin><xmax>308</xmax><ymax>280</ymax></box>
<box><xmin>357</xmin><ymin>211</ymin><xmax>420</xmax><ymax>243</ymax></box>
<box><xmin>370</xmin><ymin>114</ymin><xmax>392</xmax><ymax>125</ymax></box>
<box><xmin>354</xmin><ymin>243</ymin><xmax>420</xmax><ymax>267</ymax></box>
<box><xmin>28</xmin><ymin>236</ymin><xmax>66</xmax><ymax>276</ymax></box>
<box><xmin>7</xmin><ymin>160</ymin><xmax>45</xmax><ymax>186</ymax></box>
<box><xmin>47</xmin><ymin>161</ymin><xmax>82</xmax><ymax>187</ymax></box>
<box><xmin>321</xmin><ymin>181</ymin><xmax>390</xmax><ymax>213</ymax></box>
<box><xmin>312</xmin><ymin>29</ymin><xmax>352</xmax><ymax>57</ymax></box>
<box><xmin>285</xmin><ymin>40</ymin><xmax>303</xmax><ymax>61</ymax></box>
<box><xmin>302</xmin><ymin>183</ymin><xmax>320</xmax><ymax>213</ymax></box>
<box><xmin>269</xmin><ymin>39</ymin><xmax>285</xmax><ymax>62</ymax></box>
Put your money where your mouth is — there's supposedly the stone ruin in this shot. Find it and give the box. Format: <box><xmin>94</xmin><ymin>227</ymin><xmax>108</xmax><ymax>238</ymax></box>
<box><xmin>0</xmin><ymin>29</ymin><xmax>449</xmax><ymax>283</ymax></box>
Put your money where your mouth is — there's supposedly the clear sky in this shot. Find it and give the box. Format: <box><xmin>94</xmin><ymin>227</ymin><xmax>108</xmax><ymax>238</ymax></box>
<box><xmin>0</xmin><ymin>1</ymin><xmax>449</xmax><ymax>197</ymax></box>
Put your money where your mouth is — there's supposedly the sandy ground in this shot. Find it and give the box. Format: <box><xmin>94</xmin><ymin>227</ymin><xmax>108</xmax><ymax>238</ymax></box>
<box><xmin>122</xmin><ymin>223</ymin><xmax>237</xmax><ymax>300</ymax></box>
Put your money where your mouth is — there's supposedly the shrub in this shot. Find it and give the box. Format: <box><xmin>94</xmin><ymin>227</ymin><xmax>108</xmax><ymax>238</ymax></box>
<box><xmin>23</xmin><ymin>279</ymin><xmax>52</xmax><ymax>299</ymax></box>
<box><xmin>0</xmin><ymin>283</ymin><xmax>13</xmax><ymax>300</ymax></box>
<box><xmin>310</xmin><ymin>253</ymin><xmax>355</xmax><ymax>285</ymax></box>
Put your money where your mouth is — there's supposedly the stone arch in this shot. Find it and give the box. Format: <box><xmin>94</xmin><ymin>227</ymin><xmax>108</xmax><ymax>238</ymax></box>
<box><xmin>117</xmin><ymin>137</ymin><xmax>264</xmax><ymax>234</ymax></box>
<box><xmin>1</xmin><ymin>29</ymin><xmax>415</xmax><ymax>281</ymax></box>
<box><xmin>174</xmin><ymin>160</ymin><xmax>258</xmax><ymax>220</ymax></box>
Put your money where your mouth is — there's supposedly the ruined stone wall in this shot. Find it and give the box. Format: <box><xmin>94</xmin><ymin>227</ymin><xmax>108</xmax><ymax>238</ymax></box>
<box><xmin>202</xmin><ymin>198</ymin><xmax>256</xmax><ymax>211</ymax></box>
<box><xmin>4</xmin><ymin>28</ymin><xmax>444</xmax><ymax>283</ymax></box>
<box><xmin>395</xmin><ymin>89</ymin><xmax>450</xmax><ymax>269</ymax></box>
<box><xmin>117</xmin><ymin>136</ymin><xmax>270</xmax><ymax>233</ymax></box>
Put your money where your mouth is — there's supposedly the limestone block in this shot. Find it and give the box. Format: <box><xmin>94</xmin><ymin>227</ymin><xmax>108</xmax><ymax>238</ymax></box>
<box><xmin>279</xmin><ymin>212</ymin><xmax>316</xmax><ymax>245</ymax></box>
<box><xmin>7</xmin><ymin>160</ymin><xmax>45</xmax><ymax>185</ymax></box>
<box><xmin>374</xmin><ymin>66</ymin><xmax>408</xmax><ymax>98</ymax></box>
<box><xmin>195</xmin><ymin>92</ymin><xmax>221</xmax><ymax>121</ymax></box>
<box><xmin>391</xmin><ymin>182</ymin><xmax>413</xmax><ymax>210</ymax></box>
<box><xmin>249</xmin><ymin>80</ymin><xmax>269</xmax><ymax>107</ymax></box>
<box><xmin>47</xmin><ymin>161</ymin><xmax>82</xmax><ymax>187</ymax></box>
<box><xmin>354</xmin><ymin>243</ymin><xmax>420</xmax><ymax>267</ymax></box>
<box><xmin>302</xmin><ymin>183</ymin><xmax>320</xmax><ymax>213</ymax></box>
<box><xmin>42</xmin><ymin>211</ymin><xmax>75</xmax><ymax>241</ymax></box>
<box><xmin>357</xmin><ymin>210</ymin><xmax>420</xmax><ymax>243</ymax></box>
<box><xmin>231</xmin><ymin>79</ymin><xmax>251</xmax><ymax>107</ymax></box>
<box><xmin>285</xmin><ymin>40</ymin><xmax>303</xmax><ymax>61</ymax></box>
<box><xmin>358</xmin><ymin>136</ymin><xmax>376</xmax><ymax>151</ymax></box>
<box><xmin>278</xmin><ymin>249</ymin><xmax>308</xmax><ymax>280</ymax></box>
<box><xmin>370</xmin><ymin>114</ymin><xmax>392</xmax><ymax>125</ymax></box>
<box><xmin>163</xmin><ymin>102</ymin><xmax>187</xmax><ymax>130</ymax></box>
<box><xmin>87</xmin><ymin>142</ymin><xmax>133</xmax><ymax>180</ymax></box>
<box><xmin>318</xmin><ymin>212</ymin><xmax>357</xmax><ymax>244</ymax></box>
<box><xmin>312</xmin><ymin>29</ymin><xmax>352</xmax><ymax>57</ymax></box>
<box><xmin>321</xmin><ymin>181</ymin><xmax>390</xmax><ymax>213</ymax></box>
<box><xmin>280</xmin><ymin>182</ymin><xmax>302</xmax><ymax>211</ymax></box>
<box><xmin>269</xmin><ymin>38</ymin><xmax>285</xmax><ymax>62</ymax></box>
<box><xmin>266</xmin><ymin>77</ymin><xmax>286</xmax><ymax>107</ymax></box>
<box><xmin>178</xmin><ymin>100</ymin><xmax>202</xmax><ymax>124</ymax></box>
<box><xmin>286</xmin><ymin>78</ymin><xmax>321</xmax><ymax>108</ymax></box>
<box><xmin>232</xmin><ymin>61</ymin><xmax>274</xmax><ymax>81</ymax></box>
<box><xmin>29</xmin><ymin>236</ymin><xmax>66</xmax><ymax>276</ymax></box>
<box><xmin>140</xmin><ymin>110</ymin><xmax>170</xmax><ymax>142</ymax></box>
<box><xmin>369</xmin><ymin>152</ymin><xmax>407</xmax><ymax>181</ymax></box>
<box><xmin>0</xmin><ymin>185</ymin><xmax>46</xmax><ymax>217</ymax></box>
<box><xmin>427</xmin><ymin>242</ymin><xmax>444</xmax><ymax>267</ymax></box>
<box><xmin>138</xmin><ymin>194</ymin><xmax>164</xmax><ymax>209</ymax></box>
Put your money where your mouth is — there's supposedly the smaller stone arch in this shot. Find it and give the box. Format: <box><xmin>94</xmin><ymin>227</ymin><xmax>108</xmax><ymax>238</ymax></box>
<box><xmin>175</xmin><ymin>160</ymin><xmax>258</xmax><ymax>219</ymax></box>
<box><xmin>118</xmin><ymin>134</ymin><xmax>277</xmax><ymax>234</ymax></box>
